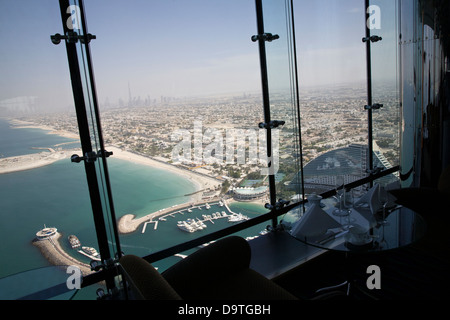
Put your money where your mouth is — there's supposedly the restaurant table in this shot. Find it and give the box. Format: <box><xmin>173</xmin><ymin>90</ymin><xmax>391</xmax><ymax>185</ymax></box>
<box><xmin>285</xmin><ymin>194</ymin><xmax>426</xmax><ymax>253</ymax></box>
<box><xmin>282</xmin><ymin>188</ymin><xmax>427</xmax><ymax>295</ymax></box>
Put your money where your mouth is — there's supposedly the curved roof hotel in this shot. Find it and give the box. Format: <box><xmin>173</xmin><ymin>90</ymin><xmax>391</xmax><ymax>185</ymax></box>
<box><xmin>233</xmin><ymin>186</ymin><xmax>268</xmax><ymax>201</ymax></box>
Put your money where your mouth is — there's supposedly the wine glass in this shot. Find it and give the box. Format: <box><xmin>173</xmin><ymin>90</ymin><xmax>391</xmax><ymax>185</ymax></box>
<box><xmin>333</xmin><ymin>175</ymin><xmax>348</xmax><ymax>217</ymax></box>
<box><xmin>342</xmin><ymin>188</ymin><xmax>356</xmax><ymax>229</ymax></box>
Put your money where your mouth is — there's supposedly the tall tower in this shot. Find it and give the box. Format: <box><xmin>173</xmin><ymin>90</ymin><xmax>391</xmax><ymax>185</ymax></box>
<box><xmin>128</xmin><ymin>82</ymin><xmax>132</xmax><ymax>106</ymax></box>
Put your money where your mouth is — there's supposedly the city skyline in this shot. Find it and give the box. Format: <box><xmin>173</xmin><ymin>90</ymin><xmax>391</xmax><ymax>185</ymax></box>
<box><xmin>0</xmin><ymin>0</ymin><xmax>380</xmax><ymax>114</ymax></box>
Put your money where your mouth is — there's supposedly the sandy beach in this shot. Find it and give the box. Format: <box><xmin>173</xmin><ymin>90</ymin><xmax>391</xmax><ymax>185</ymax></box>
<box><xmin>0</xmin><ymin>149</ymin><xmax>76</xmax><ymax>174</ymax></box>
<box><xmin>5</xmin><ymin>118</ymin><xmax>224</xmax><ymax>234</ymax></box>
<box><xmin>2</xmin><ymin>119</ymin><xmax>221</xmax><ymax>196</ymax></box>
<box><xmin>8</xmin><ymin>119</ymin><xmax>80</xmax><ymax>140</ymax></box>
<box><xmin>109</xmin><ymin>146</ymin><xmax>224</xmax><ymax>234</ymax></box>
<box><xmin>107</xmin><ymin>146</ymin><xmax>221</xmax><ymax>201</ymax></box>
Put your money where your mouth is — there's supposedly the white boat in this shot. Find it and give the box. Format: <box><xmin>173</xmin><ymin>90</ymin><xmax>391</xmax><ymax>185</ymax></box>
<box><xmin>82</xmin><ymin>246</ymin><xmax>99</xmax><ymax>256</ymax></box>
<box><xmin>177</xmin><ymin>221</ymin><xmax>195</xmax><ymax>233</ymax></box>
<box><xmin>187</xmin><ymin>218</ymin><xmax>203</xmax><ymax>230</ymax></box>
<box><xmin>68</xmin><ymin>235</ymin><xmax>81</xmax><ymax>249</ymax></box>
<box><xmin>178</xmin><ymin>217</ymin><xmax>209</xmax><ymax>232</ymax></box>
<box><xmin>228</xmin><ymin>213</ymin><xmax>249</xmax><ymax>223</ymax></box>
<box><xmin>78</xmin><ymin>246</ymin><xmax>101</xmax><ymax>261</ymax></box>
<box><xmin>197</xmin><ymin>218</ymin><xmax>207</xmax><ymax>228</ymax></box>
<box><xmin>205</xmin><ymin>203</ymin><xmax>211</xmax><ymax>209</ymax></box>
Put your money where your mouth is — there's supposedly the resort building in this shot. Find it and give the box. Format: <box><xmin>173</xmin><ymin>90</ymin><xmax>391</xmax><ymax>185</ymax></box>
<box><xmin>232</xmin><ymin>186</ymin><xmax>268</xmax><ymax>201</ymax></box>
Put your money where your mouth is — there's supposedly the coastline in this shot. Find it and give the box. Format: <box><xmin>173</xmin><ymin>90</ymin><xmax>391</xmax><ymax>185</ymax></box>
<box><xmin>0</xmin><ymin>149</ymin><xmax>76</xmax><ymax>174</ymax></box>
<box><xmin>117</xmin><ymin>199</ymin><xmax>220</xmax><ymax>234</ymax></box>
<box><xmin>107</xmin><ymin>146</ymin><xmax>221</xmax><ymax>204</ymax></box>
<box><xmin>8</xmin><ymin>118</ymin><xmax>80</xmax><ymax>140</ymax></box>
<box><xmin>2</xmin><ymin>119</ymin><xmax>222</xmax><ymax>204</ymax></box>
<box><xmin>4</xmin><ymin>117</ymin><xmax>225</xmax><ymax>234</ymax></box>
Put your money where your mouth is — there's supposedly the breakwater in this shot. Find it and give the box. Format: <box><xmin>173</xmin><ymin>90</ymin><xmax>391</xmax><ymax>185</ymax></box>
<box><xmin>32</xmin><ymin>233</ymin><xmax>93</xmax><ymax>277</ymax></box>
<box><xmin>118</xmin><ymin>198</ymin><xmax>227</xmax><ymax>234</ymax></box>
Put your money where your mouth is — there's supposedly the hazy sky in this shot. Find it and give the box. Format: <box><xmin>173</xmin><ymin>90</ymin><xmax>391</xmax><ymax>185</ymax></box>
<box><xmin>0</xmin><ymin>0</ymin><xmax>396</xmax><ymax>113</ymax></box>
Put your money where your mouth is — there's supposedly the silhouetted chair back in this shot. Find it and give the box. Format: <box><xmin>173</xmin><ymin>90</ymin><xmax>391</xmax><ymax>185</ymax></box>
<box><xmin>119</xmin><ymin>236</ymin><xmax>298</xmax><ymax>300</ymax></box>
<box><xmin>389</xmin><ymin>165</ymin><xmax>450</xmax><ymax>260</ymax></box>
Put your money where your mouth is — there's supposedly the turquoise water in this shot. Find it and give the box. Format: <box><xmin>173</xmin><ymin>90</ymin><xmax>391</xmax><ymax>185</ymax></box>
<box><xmin>0</xmin><ymin>119</ymin><xmax>268</xmax><ymax>286</ymax></box>
<box><xmin>0</xmin><ymin>119</ymin><xmax>80</xmax><ymax>158</ymax></box>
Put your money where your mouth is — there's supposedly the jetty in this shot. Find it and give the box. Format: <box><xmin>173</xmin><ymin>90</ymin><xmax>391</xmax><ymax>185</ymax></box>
<box><xmin>136</xmin><ymin>199</ymin><xmax>249</xmax><ymax>235</ymax></box>
<box><xmin>119</xmin><ymin>197</ymin><xmax>251</xmax><ymax>235</ymax></box>
<box><xmin>32</xmin><ymin>232</ymin><xmax>92</xmax><ymax>276</ymax></box>
<box><xmin>118</xmin><ymin>199</ymin><xmax>225</xmax><ymax>234</ymax></box>
<box><xmin>142</xmin><ymin>220</ymin><xmax>158</xmax><ymax>233</ymax></box>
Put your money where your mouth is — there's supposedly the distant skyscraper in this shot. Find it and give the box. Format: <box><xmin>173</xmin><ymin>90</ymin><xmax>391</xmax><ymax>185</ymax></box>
<box><xmin>128</xmin><ymin>82</ymin><xmax>132</xmax><ymax>106</ymax></box>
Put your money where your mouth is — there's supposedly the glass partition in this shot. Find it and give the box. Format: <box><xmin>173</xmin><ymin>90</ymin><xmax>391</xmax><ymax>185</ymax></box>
<box><xmin>293</xmin><ymin>0</ymin><xmax>369</xmax><ymax>198</ymax></box>
<box><xmin>368</xmin><ymin>0</ymin><xmax>401</xmax><ymax>187</ymax></box>
<box><xmin>0</xmin><ymin>0</ymin><xmax>103</xmax><ymax>299</ymax></box>
<box><xmin>56</xmin><ymin>0</ymin><xmax>122</xmax><ymax>292</ymax></box>
<box><xmin>398</xmin><ymin>0</ymin><xmax>421</xmax><ymax>187</ymax></box>
<box><xmin>77</xmin><ymin>0</ymin><xmax>271</xmax><ymax>267</ymax></box>
<box><xmin>259</xmin><ymin>0</ymin><xmax>303</xmax><ymax>206</ymax></box>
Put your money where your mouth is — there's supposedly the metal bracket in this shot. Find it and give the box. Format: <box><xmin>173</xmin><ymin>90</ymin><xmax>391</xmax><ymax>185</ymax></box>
<box><xmin>51</xmin><ymin>32</ymin><xmax>96</xmax><ymax>45</ymax></box>
<box><xmin>258</xmin><ymin>120</ymin><xmax>285</xmax><ymax>129</ymax></box>
<box><xmin>251</xmin><ymin>33</ymin><xmax>280</xmax><ymax>42</ymax></box>
<box><xmin>265</xmin><ymin>199</ymin><xmax>290</xmax><ymax>211</ymax></box>
<box><xmin>362</xmin><ymin>35</ymin><xmax>382</xmax><ymax>43</ymax></box>
<box><xmin>364</xmin><ymin>103</ymin><xmax>383</xmax><ymax>110</ymax></box>
<box><xmin>71</xmin><ymin>149</ymin><xmax>113</xmax><ymax>163</ymax></box>
<box><xmin>366</xmin><ymin>166</ymin><xmax>383</xmax><ymax>175</ymax></box>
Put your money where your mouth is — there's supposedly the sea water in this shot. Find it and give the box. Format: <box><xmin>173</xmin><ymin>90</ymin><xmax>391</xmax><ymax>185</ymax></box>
<box><xmin>0</xmin><ymin>119</ymin><xmax>268</xmax><ymax>289</ymax></box>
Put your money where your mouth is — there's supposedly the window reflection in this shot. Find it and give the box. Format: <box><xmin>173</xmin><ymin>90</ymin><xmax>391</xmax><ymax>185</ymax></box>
<box><xmin>294</xmin><ymin>0</ymin><xmax>370</xmax><ymax>194</ymax></box>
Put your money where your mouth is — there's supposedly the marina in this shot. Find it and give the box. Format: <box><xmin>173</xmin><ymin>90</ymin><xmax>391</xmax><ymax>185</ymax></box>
<box><xmin>136</xmin><ymin>200</ymin><xmax>250</xmax><ymax>234</ymax></box>
<box><xmin>66</xmin><ymin>233</ymin><xmax>101</xmax><ymax>262</ymax></box>
<box><xmin>0</xmin><ymin>119</ymin><xmax>269</xmax><ymax>284</ymax></box>
<box><xmin>31</xmin><ymin>200</ymin><xmax>263</xmax><ymax>274</ymax></box>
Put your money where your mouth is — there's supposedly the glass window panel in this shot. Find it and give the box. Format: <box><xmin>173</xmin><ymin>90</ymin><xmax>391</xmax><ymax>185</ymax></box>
<box><xmin>79</xmin><ymin>0</ymin><xmax>270</xmax><ymax>261</ymax></box>
<box><xmin>0</xmin><ymin>0</ymin><xmax>95</xmax><ymax>299</ymax></box>
<box><xmin>369</xmin><ymin>0</ymin><xmax>401</xmax><ymax>186</ymax></box>
<box><xmin>294</xmin><ymin>0</ymin><xmax>369</xmax><ymax>197</ymax></box>
<box><xmin>261</xmin><ymin>0</ymin><xmax>304</xmax><ymax>205</ymax></box>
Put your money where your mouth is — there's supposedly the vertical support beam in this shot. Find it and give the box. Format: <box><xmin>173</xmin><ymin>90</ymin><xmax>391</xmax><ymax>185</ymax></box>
<box><xmin>76</xmin><ymin>0</ymin><xmax>122</xmax><ymax>261</ymax></box>
<box><xmin>57</xmin><ymin>0</ymin><xmax>114</xmax><ymax>290</ymax></box>
<box><xmin>365</xmin><ymin>0</ymin><xmax>374</xmax><ymax>187</ymax></box>
<box><xmin>255</xmin><ymin>0</ymin><xmax>277</xmax><ymax>227</ymax></box>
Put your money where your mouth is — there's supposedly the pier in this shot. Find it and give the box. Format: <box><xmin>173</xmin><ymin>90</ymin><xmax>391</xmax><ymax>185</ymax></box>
<box><xmin>119</xmin><ymin>199</ymin><xmax>226</xmax><ymax>234</ymax></box>
<box><xmin>127</xmin><ymin>199</ymin><xmax>245</xmax><ymax>235</ymax></box>
<box><xmin>142</xmin><ymin>220</ymin><xmax>158</xmax><ymax>233</ymax></box>
<box><xmin>137</xmin><ymin>200</ymin><xmax>250</xmax><ymax>235</ymax></box>
<box><xmin>32</xmin><ymin>232</ymin><xmax>93</xmax><ymax>276</ymax></box>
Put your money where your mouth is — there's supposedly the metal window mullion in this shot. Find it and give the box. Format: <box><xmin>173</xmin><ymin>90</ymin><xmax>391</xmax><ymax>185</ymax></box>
<box><xmin>255</xmin><ymin>0</ymin><xmax>278</xmax><ymax>227</ymax></box>
<box><xmin>288</xmin><ymin>0</ymin><xmax>306</xmax><ymax>211</ymax></box>
<box><xmin>76</xmin><ymin>0</ymin><xmax>123</xmax><ymax>261</ymax></box>
<box><xmin>58</xmin><ymin>0</ymin><xmax>114</xmax><ymax>289</ymax></box>
<box><xmin>365</xmin><ymin>0</ymin><xmax>374</xmax><ymax>187</ymax></box>
<box><xmin>364</xmin><ymin>0</ymin><xmax>373</xmax><ymax>187</ymax></box>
